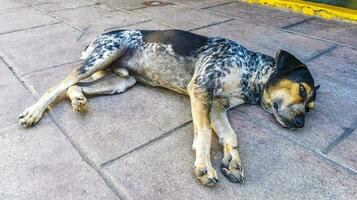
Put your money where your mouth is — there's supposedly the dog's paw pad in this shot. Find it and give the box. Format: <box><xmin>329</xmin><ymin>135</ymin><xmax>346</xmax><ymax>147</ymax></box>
<box><xmin>71</xmin><ymin>96</ymin><xmax>87</xmax><ymax>113</ymax></box>
<box><xmin>194</xmin><ymin>165</ymin><xmax>219</xmax><ymax>186</ymax></box>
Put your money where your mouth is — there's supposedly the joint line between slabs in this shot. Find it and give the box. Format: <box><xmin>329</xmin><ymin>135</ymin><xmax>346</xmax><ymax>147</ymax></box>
<box><xmin>101</xmin><ymin>120</ymin><xmax>192</xmax><ymax>167</ymax></box>
<box><xmin>201</xmin><ymin>1</ymin><xmax>237</xmax><ymax>9</ymax></box>
<box><xmin>0</xmin><ymin>54</ymin><xmax>131</xmax><ymax>200</ymax></box>
<box><xmin>304</xmin><ymin>44</ymin><xmax>339</xmax><ymax>63</ymax></box>
<box><xmin>0</xmin><ymin>21</ymin><xmax>62</xmax><ymax>36</ymax></box>
<box><xmin>188</xmin><ymin>18</ymin><xmax>235</xmax><ymax>31</ymax></box>
<box><xmin>322</xmin><ymin>119</ymin><xmax>357</xmax><ymax>154</ymax></box>
<box><xmin>21</xmin><ymin>0</ymin><xmax>85</xmax><ymax>32</ymax></box>
<box><xmin>47</xmin><ymin>4</ymin><xmax>97</xmax><ymax>13</ymax></box>
<box><xmin>231</xmin><ymin>109</ymin><xmax>357</xmax><ymax>175</ymax></box>
<box><xmin>281</xmin><ymin>17</ymin><xmax>315</xmax><ymax>29</ymax></box>
<box><xmin>22</xmin><ymin>60</ymin><xmax>82</xmax><ymax>77</ymax></box>
<box><xmin>165</xmin><ymin>0</ymin><xmax>356</xmax><ymax>49</ymax></box>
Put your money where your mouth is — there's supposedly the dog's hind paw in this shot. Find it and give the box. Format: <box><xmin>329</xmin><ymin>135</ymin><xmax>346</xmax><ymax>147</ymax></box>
<box><xmin>71</xmin><ymin>96</ymin><xmax>87</xmax><ymax>113</ymax></box>
<box><xmin>194</xmin><ymin>164</ymin><xmax>219</xmax><ymax>186</ymax></box>
<box><xmin>18</xmin><ymin>105</ymin><xmax>44</xmax><ymax>128</ymax></box>
<box><xmin>67</xmin><ymin>85</ymin><xmax>87</xmax><ymax>113</ymax></box>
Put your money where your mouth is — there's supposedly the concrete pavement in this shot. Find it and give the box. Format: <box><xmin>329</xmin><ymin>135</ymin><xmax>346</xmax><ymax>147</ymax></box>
<box><xmin>0</xmin><ymin>0</ymin><xmax>356</xmax><ymax>199</ymax></box>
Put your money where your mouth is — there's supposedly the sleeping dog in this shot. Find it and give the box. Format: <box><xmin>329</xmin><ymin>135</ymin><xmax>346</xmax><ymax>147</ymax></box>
<box><xmin>19</xmin><ymin>29</ymin><xmax>319</xmax><ymax>186</ymax></box>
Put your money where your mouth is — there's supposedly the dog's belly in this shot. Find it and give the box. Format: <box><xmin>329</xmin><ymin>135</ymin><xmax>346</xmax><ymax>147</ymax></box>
<box><xmin>116</xmin><ymin>43</ymin><xmax>195</xmax><ymax>94</ymax></box>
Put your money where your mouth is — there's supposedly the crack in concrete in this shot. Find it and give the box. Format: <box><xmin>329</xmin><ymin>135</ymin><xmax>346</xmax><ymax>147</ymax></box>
<box><xmin>100</xmin><ymin>120</ymin><xmax>192</xmax><ymax>167</ymax></box>
<box><xmin>103</xmin><ymin>20</ymin><xmax>152</xmax><ymax>32</ymax></box>
<box><xmin>77</xmin><ymin>25</ymin><xmax>90</xmax><ymax>41</ymax></box>
<box><xmin>201</xmin><ymin>1</ymin><xmax>237</xmax><ymax>10</ymax></box>
<box><xmin>304</xmin><ymin>44</ymin><xmax>339</xmax><ymax>63</ymax></box>
<box><xmin>188</xmin><ymin>18</ymin><xmax>235</xmax><ymax>31</ymax></box>
<box><xmin>282</xmin><ymin>17</ymin><xmax>315</xmax><ymax>29</ymax></box>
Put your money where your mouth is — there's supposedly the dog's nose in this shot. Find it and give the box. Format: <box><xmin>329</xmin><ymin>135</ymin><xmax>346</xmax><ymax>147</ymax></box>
<box><xmin>293</xmin><ymin>115</ymin><xmax>305</xmax><ymax>128</ymax></box>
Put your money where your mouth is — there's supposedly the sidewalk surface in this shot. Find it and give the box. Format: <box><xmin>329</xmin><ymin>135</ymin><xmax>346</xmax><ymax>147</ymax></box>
<box><xmin>0</xmin><ymin>0</ymin><xmax>356</xmax><ymax>199</ymax></box>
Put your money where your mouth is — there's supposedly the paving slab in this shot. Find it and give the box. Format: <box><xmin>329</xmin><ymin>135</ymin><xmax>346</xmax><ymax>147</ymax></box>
<box><xmin>105</xmin><ymin>117</ymin><xmax>356</xmax><ymax>200</ymax></box>
<box><xmin>307</xmin><ymin>46</ymin><xmax>357</xmax><ymax>87</ymax></box>
<box><xmin>206</xmin><ymin>1</ymin><xmax>310</xmax><ymax>27</ymax></box>
<box><xmin>0</xmin><ymin>0</ymin><xmax>27</xmax><ymax>12</ymax></box>
<box><xmin>36</xmin><ymin>0</ymin><xmax>97</xmax><ymax>12</ymax></box>
<box><xmin>0</xmin><ymin>59</ymin><xmax>35</xmax><ymax>129</ymax></box>
<box><xmin>23</xmin><ymin>62</ymin><xmax>192</xmax><ymax>164</ymax></box>
<box><xmin>170</xmin><ymin>0</ymin><xmax>235</xmax><ymax>8</ymax></box>
<box><xmin>0</xmin><ymin>23</ymin><xmax>85</xmax><ymax>75</ymax></box>
<box><xmin>0</xmin><ymin>119</ymin><xmax>117</xmax><ymax>200</ymax></box>
<box><xmin>93</xmin><ymin>0</ymin><xmax>148</xmax><ymax>11</ymax></box>
<box><xmin>131</xmin><ymin>4</ymin><xmax>231</xmax><ymax>30</ymax></box>
<box><xmin>0</xmin><ymin>6</ymin><xmax>59</xmax><ymax>34</ymax></box>
<box><xmin>328</xmin><ymin>130</ymin><xmax>357</xmax><ymax>171</ymax></box>
<box><xmin>121</xmin><ymin>20</ymin><xmax>173</xmax><ymax>30</ymax></box>
<box><xmin>23</xmin><ymin>0</ymin><xmax>54</xmax><ymax>5</ymax></box>
<box><xmin>287</xmin><ymin>18</ymin><xmax>357</xmax><ymax>48</ymax></box>
<box><xmin>194</xmin><ymin>19</ymin><xmax>333</xmax><ymax>60</ymax></box>
<box><xmin>51</xmin><ymin>4</ymin><xmax>147</xmax><ymax>35</ymax></box>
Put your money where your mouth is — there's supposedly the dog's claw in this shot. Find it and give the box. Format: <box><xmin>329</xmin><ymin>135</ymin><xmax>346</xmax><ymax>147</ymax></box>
<box><xmin>222</xmin><ymin>167</ymin><xmax>244</xmax><ymax>183</ymax></box>
<box><xmin>18</xmin><ymin>105</ymin><xmax>44</xmax><ymax>128</ymax></box>
<box><xmin>222</xmin><ymin>156</ymin><xmax>244</xmax><ymax>183</ymax></box>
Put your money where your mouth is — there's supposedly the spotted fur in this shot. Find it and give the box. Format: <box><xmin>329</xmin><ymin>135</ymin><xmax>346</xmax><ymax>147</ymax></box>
<box><xmin>86</xmin><ymin>30</ymin><xmax>277</xmax><ymax>107</ymax></box>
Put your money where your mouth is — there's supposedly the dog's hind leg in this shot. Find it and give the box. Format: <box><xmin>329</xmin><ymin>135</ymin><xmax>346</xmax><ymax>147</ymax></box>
<box><xmin>66</xmin><ymin>71</ymin><xmax>136</xmax><ymax>112</ymax></box>
<box><xmin>18</xmin><ymin>34</ymin><xmax>128</xmax><ymax>128</ymax></box>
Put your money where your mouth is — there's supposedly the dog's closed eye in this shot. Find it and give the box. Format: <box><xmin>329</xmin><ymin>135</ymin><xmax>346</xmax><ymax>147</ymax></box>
<box><xmin>299</xmin><ymin>84</ymin><xmax>306</xmax><ymax>98</ymax></box>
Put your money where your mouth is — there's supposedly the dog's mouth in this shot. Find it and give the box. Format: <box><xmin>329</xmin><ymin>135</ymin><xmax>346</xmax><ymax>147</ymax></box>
<box><xmin>273</xmin><ymin>113</ymin><xmax>289</xmax><ymax>128</ymax></box>
<box><xmin>272</xmin><ymin>108</ymin><xmax>294</xmax><ymax>129</ymax></box>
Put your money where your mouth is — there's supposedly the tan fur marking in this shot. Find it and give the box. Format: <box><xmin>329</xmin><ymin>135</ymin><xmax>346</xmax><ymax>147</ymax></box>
<box><xmin>188</xmin><ymin>81</ymin><xmax>218</xmax><ymax>186</ymax></box>
<box><xmin>211</xmin><ymin>101</ymin><xmax>244</xmax><ymax>182</ymax></box>
<box><xmin>266</xmin><ymin>79</ymin><xmax>313</xmax><ymax>106</ymax></box>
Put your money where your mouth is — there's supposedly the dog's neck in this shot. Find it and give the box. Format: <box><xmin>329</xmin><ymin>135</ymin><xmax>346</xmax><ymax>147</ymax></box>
<box><xmin>242</xmin><ymin>54</ymin><xmax>276</xmax><ymax>105</ymax></box>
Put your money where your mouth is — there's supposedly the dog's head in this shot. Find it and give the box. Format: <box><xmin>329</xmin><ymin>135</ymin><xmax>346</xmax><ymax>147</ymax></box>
<box><xmin>261</xmin><ymin>50</ymin><xmax>319</xmax><ymax>129</ymax></box>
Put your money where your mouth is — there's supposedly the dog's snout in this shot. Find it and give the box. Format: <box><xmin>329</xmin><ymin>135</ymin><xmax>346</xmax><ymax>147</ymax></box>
<box><xmin>293</xmin><ymin>115</ymin><xmax>305</xmax><ymax>128</ymax></box>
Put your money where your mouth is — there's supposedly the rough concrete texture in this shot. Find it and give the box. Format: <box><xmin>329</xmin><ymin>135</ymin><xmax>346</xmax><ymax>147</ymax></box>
<box><xmin>0</xmin><ymin>0</ymin><xmax>356</xmax><ymax>199</ymax></box>
<box><xmin>206</xmin><ymin>1</ymin><xmax>311</xmax><ymax>27</ymax></box>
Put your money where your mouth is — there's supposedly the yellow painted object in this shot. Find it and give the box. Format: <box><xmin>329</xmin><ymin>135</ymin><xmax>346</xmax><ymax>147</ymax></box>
<box><xmin>242</xmin><ymin>0</ymin><xmax>357</xmax><ymax>22</ymax></box>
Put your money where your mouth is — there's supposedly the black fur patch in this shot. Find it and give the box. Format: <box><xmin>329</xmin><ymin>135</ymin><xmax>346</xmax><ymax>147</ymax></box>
<box><xmin>141</xmin><ymin>29</ymin><xmax>208</xmax><ymax>56</ymax></box>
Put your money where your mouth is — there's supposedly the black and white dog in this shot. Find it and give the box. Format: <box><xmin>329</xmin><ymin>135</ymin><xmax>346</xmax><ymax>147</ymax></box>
<box><xmin>19</xmin><ymin>29</ymin><xmax>319</xmax><ymax>186</ymax></box>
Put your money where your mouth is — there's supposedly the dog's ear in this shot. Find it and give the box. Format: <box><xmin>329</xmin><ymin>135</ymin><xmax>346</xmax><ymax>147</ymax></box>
<box><xmin>311</xmin><ymin>84</ymin><xmax>320</xmax><ymax>101</ymax></box>
<box><xmin>315</xmin><ymin>85</ymin><xmax>320</xmax><ymax>91</ymax></box>
<box><xmin>275</xmin><ymin>50</ymin><xmax>304</xmax><ymax>73</ymax></box>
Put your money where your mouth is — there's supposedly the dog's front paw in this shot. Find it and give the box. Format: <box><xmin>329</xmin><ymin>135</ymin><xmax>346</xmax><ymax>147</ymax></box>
<box><xmin>222</xmin><ymin>151</ymin><xmax>244</xmax><ymax>183</ymax></box>
<box><xmin>194</xmin><ymin>164</ymin><xmax>219</xmax><ymax>186</ymax></box>
<box><xmin>18</xmin><ymin>105</ymin><xmax>44</xmax><ymax>128</ymax></box>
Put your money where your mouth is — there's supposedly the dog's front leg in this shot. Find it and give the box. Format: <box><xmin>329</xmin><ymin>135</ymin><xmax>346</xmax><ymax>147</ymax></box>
<box><xmin>211</xmin><ymin>100</ymin><xmax>244</xmax><ymax>183</ymax></box>
<box><xmin>188</xmin><ymin>82</ymin><xmax>218</xmax><ymax>186</ymax></box>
